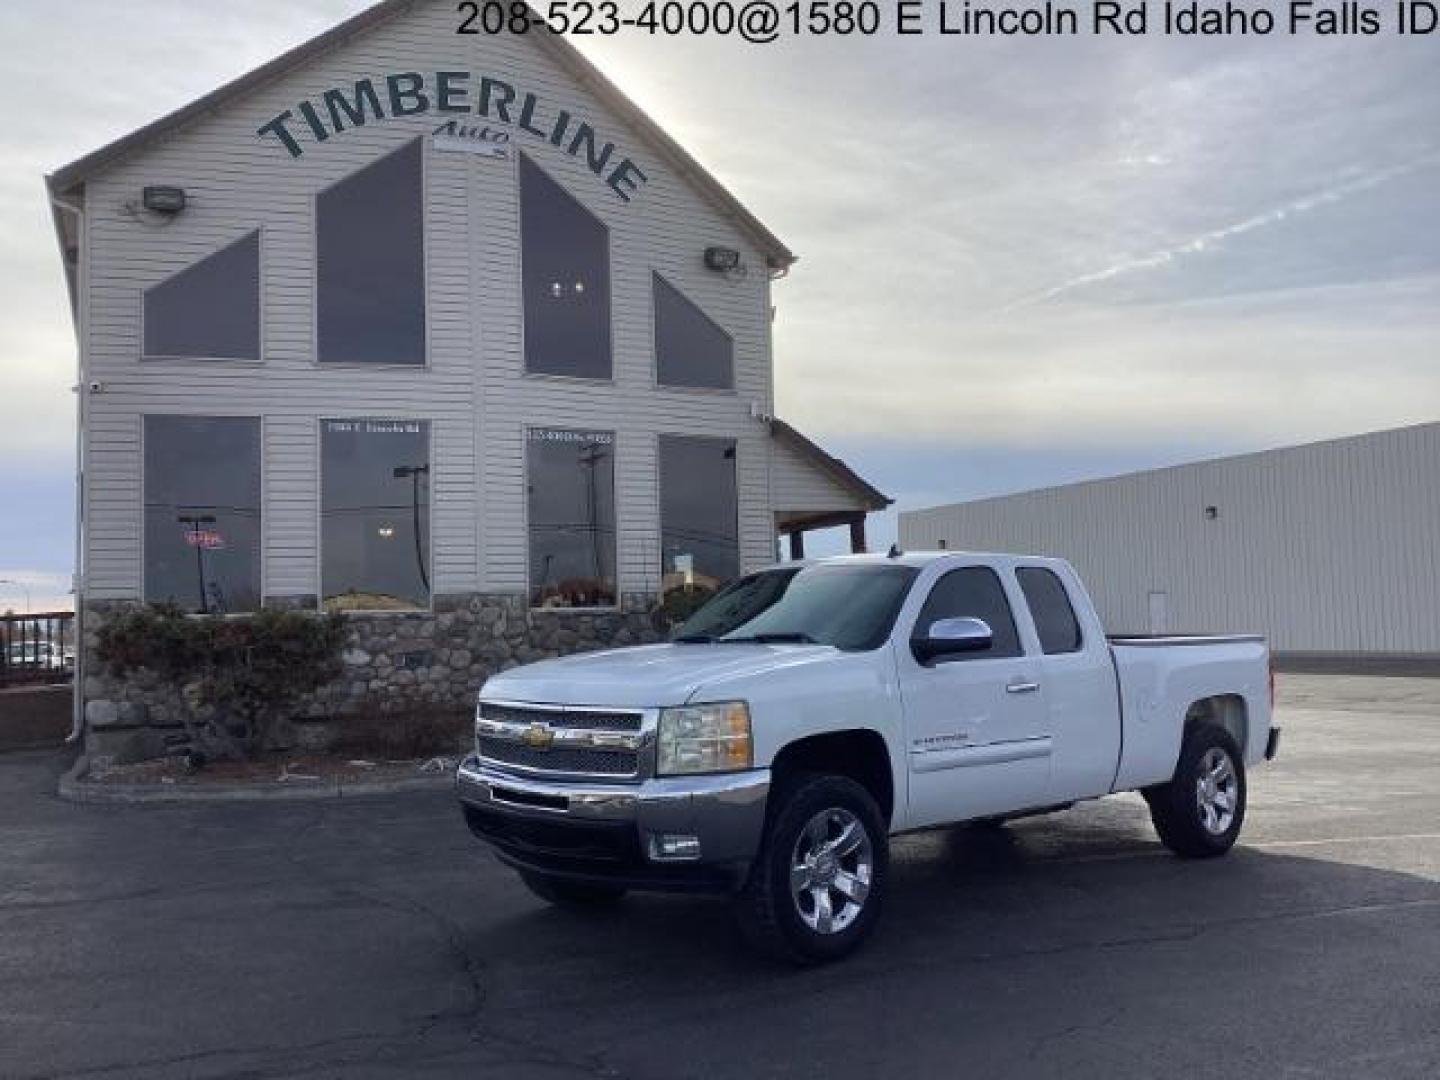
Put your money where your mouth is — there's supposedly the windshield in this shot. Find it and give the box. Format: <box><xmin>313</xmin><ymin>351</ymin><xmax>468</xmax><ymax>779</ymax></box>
<box><xmin>675</xmin><ymin>563</ymin><xmax>919</xmax><ymax>651</ymax></box>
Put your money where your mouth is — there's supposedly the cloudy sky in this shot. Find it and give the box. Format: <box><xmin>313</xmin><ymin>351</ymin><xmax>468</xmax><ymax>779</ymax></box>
<box><xmin>1</xmin><ymin>1</ymin><xmax>1437</xmax><ymax>608</ymax></box>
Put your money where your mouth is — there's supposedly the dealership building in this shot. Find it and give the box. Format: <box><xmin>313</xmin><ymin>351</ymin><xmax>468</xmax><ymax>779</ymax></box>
<box><xmin>900</xmin><ymin>422</ymin><xmax>1440</xmax><ymax>663</ymax></box>
<box><xmin>46</xmin><ymin>0</ymin><xmax>889</xmax><ymax>762</ymax></box>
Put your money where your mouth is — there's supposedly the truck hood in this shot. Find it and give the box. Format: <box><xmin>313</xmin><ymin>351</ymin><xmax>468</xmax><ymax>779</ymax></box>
<box><xmin>479</xmin><ymin>643</ymin><xmax>840</xmax><ymax>708</ymax></box>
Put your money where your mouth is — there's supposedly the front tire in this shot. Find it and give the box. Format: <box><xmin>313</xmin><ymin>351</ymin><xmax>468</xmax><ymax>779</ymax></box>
<box><xmin>518</xmin><ymin>870</ymin><xmax>626</xmax><ymax>909</ymax></box>
<box><xmin>734</xmin><ymin>774</ymin><xmax>888</xmax><ymax>964</ymax></box>
<box><xmin>1147</xmin><ymin>724</ymin><xmax>1247</xmax><ymax>858</ymax></box>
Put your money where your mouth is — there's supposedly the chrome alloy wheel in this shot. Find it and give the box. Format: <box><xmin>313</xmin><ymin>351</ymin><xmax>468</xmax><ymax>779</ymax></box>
<box><xmin>789</xmin><ymin>808</ymin><xmax>874</xmax><ymax>935</ymax></box>
<box><xmin>1195</xmin><ymin>747</ymin><xmax>1239</xmax><ymax>835</ymax></box>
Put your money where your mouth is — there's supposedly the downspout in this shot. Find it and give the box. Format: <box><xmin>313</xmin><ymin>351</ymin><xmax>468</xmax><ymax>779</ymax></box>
<box><xmin>50</xmin><ymin>188</ymin><xmax>87</xmax><ymax>745</ymax></box>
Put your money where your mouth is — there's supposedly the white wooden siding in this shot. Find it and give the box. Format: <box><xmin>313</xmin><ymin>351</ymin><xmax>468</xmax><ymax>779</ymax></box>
<box><xmin>79</xmin><ymin>0</ymin><xmax>778</xmax><ymax>601</ymax></box>
<box><xmin>899</xmin><ymin>423</ymin><xmax>1440</xmax><ymax>655</ymax></box>
<box><xmin>770</xmin><ymin>435</ymin><xmax>872</xmax><ymax>515</ymax></box>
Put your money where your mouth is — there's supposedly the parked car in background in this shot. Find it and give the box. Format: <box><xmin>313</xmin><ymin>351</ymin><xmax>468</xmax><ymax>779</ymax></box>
<box><xmin>457</xmin><ymin>552</ymin><xmax>1278</xmax><ymax>963</ymax></box>
<box><xmin>6</xmin><ymin>642</ymin><xmax>59</xmax><ymax>669</ymax></box>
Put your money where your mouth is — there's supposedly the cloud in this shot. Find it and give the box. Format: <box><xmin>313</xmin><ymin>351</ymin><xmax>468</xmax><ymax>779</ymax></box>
<box><xmin>0</xmin><ymin>2</ymin><xmax>1435</xmax><ymax>559</ymax></box>
<box><xmin>1004</xmin><ymin>153</ymin><xmax>1440</xmax><ymax>311</ymax></box>
<box><xmin>775</xmin><ymin>274</ymin><xmax>1440</xmax><ymax>445</ymax></box>
<box><xmin>0</xmin><ymin>570</ymin><xmax>72</xmax><ymax>614</ymax></box>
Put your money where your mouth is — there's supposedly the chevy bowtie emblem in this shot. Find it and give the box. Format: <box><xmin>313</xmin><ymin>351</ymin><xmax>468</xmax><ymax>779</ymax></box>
<box><xmin>520</xmin><ymin>723</ymin><xmax>554</xmax><ymax>750</ymax></box>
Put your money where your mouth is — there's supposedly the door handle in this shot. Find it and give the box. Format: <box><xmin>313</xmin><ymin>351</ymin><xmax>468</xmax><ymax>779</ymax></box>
<box><xmin>1006</xmin><ymin>680</ymin><xmax>1041</xmax><ymax>694</ymax></box>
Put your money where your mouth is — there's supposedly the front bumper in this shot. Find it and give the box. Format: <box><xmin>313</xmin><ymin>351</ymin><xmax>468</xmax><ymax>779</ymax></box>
<box><xmin>455</xmin><ymin>755</ymin><xmax>770</xmax><ymax>893</ymax></box>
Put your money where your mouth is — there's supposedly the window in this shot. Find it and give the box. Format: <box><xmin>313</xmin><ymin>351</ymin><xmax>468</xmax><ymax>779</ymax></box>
<box><xmin>913</xmin><ymin>567</ymin><xmax>1022</xmax><ymax>660</ymax></box>
<box><xmin>521</xmin><ymin>154</ymin><xmax>611</xmax><ymax>379</ymax></box>
<box><xmin>321</xmin><ymin>419</ymin><xmax>431</xmax><ymax>611</ymax></box>
<box><xmin>317</xmin><ymin>139</ymin><xmax>425</xmax><ymax>365</ymax></box>
<box><xmin>1017</xmin><ymin>567</ymin><xmax>1083</xmax><ymax>654</ymax></box>
<box><xmin>654</xmin><ymin>275</ymin><xmax>733</xmax><ymax>389</ymax></box>
<box><xmin>659</xmin><ymin>435</ymin><xmax>739</xmax><ymax>617</ymax></box>
<box><xmin>527</xmin><ymin>428</ymin><xmax>616</xmax><ymax>608</ymax></box>
<box><xmin>143</xmin><ymin>416</ymin><xmax>261</xmax><ymax>613</ymax></box>
<box><xmin>143</xmin><ymin>232</ymin><xmax>260</xmax><ymax>361</ymax></box>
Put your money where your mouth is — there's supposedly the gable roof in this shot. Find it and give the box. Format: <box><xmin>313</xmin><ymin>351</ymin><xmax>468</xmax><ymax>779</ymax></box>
<box><xmin>771</xmin><ymin>419</ymin><xmax>892</xmax><ymax>511</ymax></box>
<box><xmin>44</xmin><ymin>0</ymin><xmax>795</xmax><ymax>269</ymax></box>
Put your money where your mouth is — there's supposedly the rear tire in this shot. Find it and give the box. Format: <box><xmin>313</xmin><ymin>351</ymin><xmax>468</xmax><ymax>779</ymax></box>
<box><xmin>518</xmin><ymin>870</ymin><xmax>626</xmax><ymax>909</ymax></box>
<box><xmin>734</xmin><ymin>773</ymin><xmax>888</xmax><ymax>965</ymax></box>
<box><xmin>1147</xmin><ymin>724</ymin><xmax>1246</xmax><ymax>859</ymax></box>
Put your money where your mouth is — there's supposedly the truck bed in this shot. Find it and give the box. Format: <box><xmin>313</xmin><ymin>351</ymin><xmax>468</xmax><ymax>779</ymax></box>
<box><xmin>1107</xmin><ymin>633</ymin><xmax>1271</xmax><ymax>792</ymax></box>
<box><xmin>1108</xmin><ymin>634</ymin><xmax>1266</xmax><ymax>647</ymax></box>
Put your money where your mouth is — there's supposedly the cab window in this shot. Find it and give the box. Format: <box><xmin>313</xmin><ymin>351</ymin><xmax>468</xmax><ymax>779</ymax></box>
<box><xmin>913</xmin><ymin>567</ymin><xmax>1022</xmax><ymax>660</ymax></box>
<box><xmin>1017</xmin><ymin>567</ymin><xmax>1084</xmax><ymax>654</ymax></box>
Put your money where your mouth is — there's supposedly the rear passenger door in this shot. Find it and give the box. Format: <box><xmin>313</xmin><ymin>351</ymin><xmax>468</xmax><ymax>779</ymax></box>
<box><xmin>1015</xmin><ymin>566</ymin><xmax>1122</xmax><ymax>803</ymax></box>
<box><xmin>899</xmin><ymin>565</ymin><xmax>1052</xmax><ymax>828</ymax></box>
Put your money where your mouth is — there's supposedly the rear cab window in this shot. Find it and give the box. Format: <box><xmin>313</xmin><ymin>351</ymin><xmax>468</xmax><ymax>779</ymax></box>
<box><xmin>1016</xmin><ymin>566</ymin><xmax>1083</xmax><ymax>654</ymax></box>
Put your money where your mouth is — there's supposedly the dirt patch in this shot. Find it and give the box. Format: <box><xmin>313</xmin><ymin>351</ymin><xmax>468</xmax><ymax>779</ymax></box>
<box><xmin>85</xmin><ymin>752</ymin><xmax>457</xmax><ymax>788</ymax></box>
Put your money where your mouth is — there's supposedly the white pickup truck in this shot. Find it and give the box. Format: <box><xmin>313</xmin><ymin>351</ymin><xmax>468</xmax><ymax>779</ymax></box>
<box><xmin>457</xmin><ymin>552</ymin><xmax>1279</xmax><ymax>963</ymax></box>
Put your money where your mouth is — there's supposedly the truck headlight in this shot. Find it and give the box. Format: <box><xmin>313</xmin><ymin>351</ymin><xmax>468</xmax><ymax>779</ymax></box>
<box><xmin>657</xmin><ymin>702</ymin><xmax>752</xmax><ymax>776</ymax></box>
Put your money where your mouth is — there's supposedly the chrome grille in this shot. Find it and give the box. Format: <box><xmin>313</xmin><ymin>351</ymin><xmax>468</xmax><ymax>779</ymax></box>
<box><xmin>479</xmin><ymin>704</ymin><xmax>643</xmax><ymax>732</ymax></box>
<box><xmin>475</xmin><ymin>702</ymin><xmax>647</xmax><ymax>779</ymax></box>
<box><xmin>477</xmin><ymin>739</ymin><xmax>637</xmax><ymax>776</ymax></box>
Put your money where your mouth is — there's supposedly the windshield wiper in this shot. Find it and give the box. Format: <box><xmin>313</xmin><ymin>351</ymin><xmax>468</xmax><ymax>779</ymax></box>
<box><xmin>721</xmin><ymin>632</ymin><xmax>819</xmax><ymax>645</ymax></box>
<box><xmin>673</xmin><ymin>634</ymin><xmax>718</xmax><ymax>644</ymax></box>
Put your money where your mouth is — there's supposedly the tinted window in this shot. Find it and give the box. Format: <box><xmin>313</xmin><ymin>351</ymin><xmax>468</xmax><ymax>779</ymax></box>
<box><xmin>144</xmin><ymin>232</ymin><xmax>260</xmax><ymax>361</ymax></box>
<box><xmin>660</xmin><ymin>435</ymin><xmax>739</xmax><ymax>620</ymax></box>
<box><xmin>321</xmin><ymin>419</ymin><xmax>430</xmax><ymax>611</ymax></box>
<box><xmin>521</xmin><ymin>154</ymin><xmax>611</xmax><ymax>379</ymax></box>
<box><xmin>914</xmin><ymin>567</ymin><xmax>1022</xmax><ymax>660</ymax></box>
<box><xmin>528</xmin><ymin>428</ymin><xmax>617</xmax><ymax>608</ymax></box>
<box><xmin>676</xmin><ymin>564</ymin><xmax>918</xmax><ymax>652</ymax></box>
<box><xmin>317</xmin><ymin>140</ymin><xmax>425</xmax><ymax>365</ymax></box>
<box><xmin>144</xmin><ymin>416</ymin><xmax>261</xmax><ymax>613</ymax></box>
<box><xmin>1017</xmin><ymin>567</ymin><xmax>1083</xmax><ymax>654</ymax></box>
<box><xmin>654</xmin><ymin>274</ymin><xmax>733</xmax><ymax>389</ymax></box>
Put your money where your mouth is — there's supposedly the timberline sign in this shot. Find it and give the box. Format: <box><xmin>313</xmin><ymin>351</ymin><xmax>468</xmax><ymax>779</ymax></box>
<box><xmin>257</xmin><ymin>71</ymin><xmax>648</xmax><ymax>202</ymax></box>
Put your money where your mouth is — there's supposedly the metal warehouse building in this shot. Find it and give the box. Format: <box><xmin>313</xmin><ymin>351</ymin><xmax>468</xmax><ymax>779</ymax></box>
<box><xmin>46</xmin><ymin>0</ymin><xmax>889</xmax><ymax>763</ymax></box>
<box><xmin>900</xmin><ymin>422</ymin><xmax>1440</xmax><ymax>662</ymax></box>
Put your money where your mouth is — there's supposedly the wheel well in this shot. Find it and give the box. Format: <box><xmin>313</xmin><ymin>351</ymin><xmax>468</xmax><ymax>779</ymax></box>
<box><xmin>771</xmin><ymin>730</ymin><xmax>894</xmax><ymax>825</ymax></box>
<box><xmin>1185</xmin><ymin>695</ymin><xmax>1249</xmax><ymax>756</ymax></box>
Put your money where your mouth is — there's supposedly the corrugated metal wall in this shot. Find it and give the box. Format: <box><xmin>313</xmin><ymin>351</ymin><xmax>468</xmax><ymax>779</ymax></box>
<box><xmin>899</xmin><ymin>424</ymin><xmax>1440</xmax><ymax>656</ymax></box>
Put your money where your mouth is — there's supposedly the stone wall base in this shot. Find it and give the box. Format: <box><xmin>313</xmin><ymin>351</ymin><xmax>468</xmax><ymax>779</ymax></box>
<box><xmin>81</xmin><ymin>593</ymin><xmax>667</xmax><ymax>768</ymax></box>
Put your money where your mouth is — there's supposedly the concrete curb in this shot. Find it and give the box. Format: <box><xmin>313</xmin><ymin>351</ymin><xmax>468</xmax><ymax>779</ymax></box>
<box><xmin>57</xmin><ymin>754</ymin><xmax>454</xmax><ymax>804</ymax></box>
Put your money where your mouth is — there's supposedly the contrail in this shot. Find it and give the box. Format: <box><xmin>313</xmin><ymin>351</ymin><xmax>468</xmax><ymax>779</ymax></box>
<box><xmin>1004</xmin><ymin>152</ymin><xmax>1439</xmax><ymax>312</ymax></box>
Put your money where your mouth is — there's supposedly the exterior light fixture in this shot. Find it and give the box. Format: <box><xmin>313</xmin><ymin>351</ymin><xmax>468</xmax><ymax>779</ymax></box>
<box><xmin>704</xmin><ymin>246</ymin><xmax>742</xmax><ymax>273</ymax></box>
<box><xmin>142</xmin><ymin>186</ymin><xmax>187</xmax><ymax>215</ymax></box>
<box><xmin>377</xmin><ymin>526</ymin><xmax>396</xmax><ymax>539</ymax></box>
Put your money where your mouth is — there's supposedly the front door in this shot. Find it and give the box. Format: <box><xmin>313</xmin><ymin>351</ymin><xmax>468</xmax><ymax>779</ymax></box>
<box><xmin>899</xmin><ymin>565</ymin><xmax>1052</xmax><ymax>828</ymax></box>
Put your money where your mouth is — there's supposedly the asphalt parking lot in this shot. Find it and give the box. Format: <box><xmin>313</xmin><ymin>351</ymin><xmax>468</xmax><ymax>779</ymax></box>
<box><xmin>2</xmin><ymin>672</ymin><xmax>1438</xmax><ymax>1080</ymax></box>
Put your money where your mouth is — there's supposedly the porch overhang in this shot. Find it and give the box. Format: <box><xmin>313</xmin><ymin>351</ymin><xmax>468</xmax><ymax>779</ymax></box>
<box><xmin>770</xmin><ymin>420</ymin><xmax>891</xmax><ymax>556</ymax></box>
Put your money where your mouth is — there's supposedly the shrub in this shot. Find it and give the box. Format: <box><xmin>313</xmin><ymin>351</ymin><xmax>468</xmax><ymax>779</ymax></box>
<box><xmin>660</xmin><ymin>586</ymin><xmax>717</xmax><ymax>628</ymax></box>
<box><xmin>96</xmin><ymin>605</ymin><xmax>346</xmax><ymax>761</ymax></box>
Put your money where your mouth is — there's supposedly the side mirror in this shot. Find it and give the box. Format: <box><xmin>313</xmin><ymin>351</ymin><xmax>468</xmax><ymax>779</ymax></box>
<box><xmin>913</xmin><ymin>616</ymin><xmax>993</xmax><ymax>664</ymax></box>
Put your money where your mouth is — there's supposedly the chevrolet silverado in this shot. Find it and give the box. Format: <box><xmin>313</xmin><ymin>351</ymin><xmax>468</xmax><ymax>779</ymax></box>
<box><xmin>457</xmin><ymin>552</ymin><xmax>1278</xmax><ymax>963</ymax></box>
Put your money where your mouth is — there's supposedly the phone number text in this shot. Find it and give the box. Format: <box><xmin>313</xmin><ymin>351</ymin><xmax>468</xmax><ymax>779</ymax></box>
<box><xmin>457</xmin><ymin>0</ymin><xmax>887</xmax><ymax>42</ymax></box>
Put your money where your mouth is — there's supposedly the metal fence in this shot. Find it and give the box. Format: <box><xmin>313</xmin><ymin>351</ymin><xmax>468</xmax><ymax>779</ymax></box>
<box><xmin>0</xmin><ymin>613</ymin><xmax>76</xmax><ymax>688</ymax></box>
